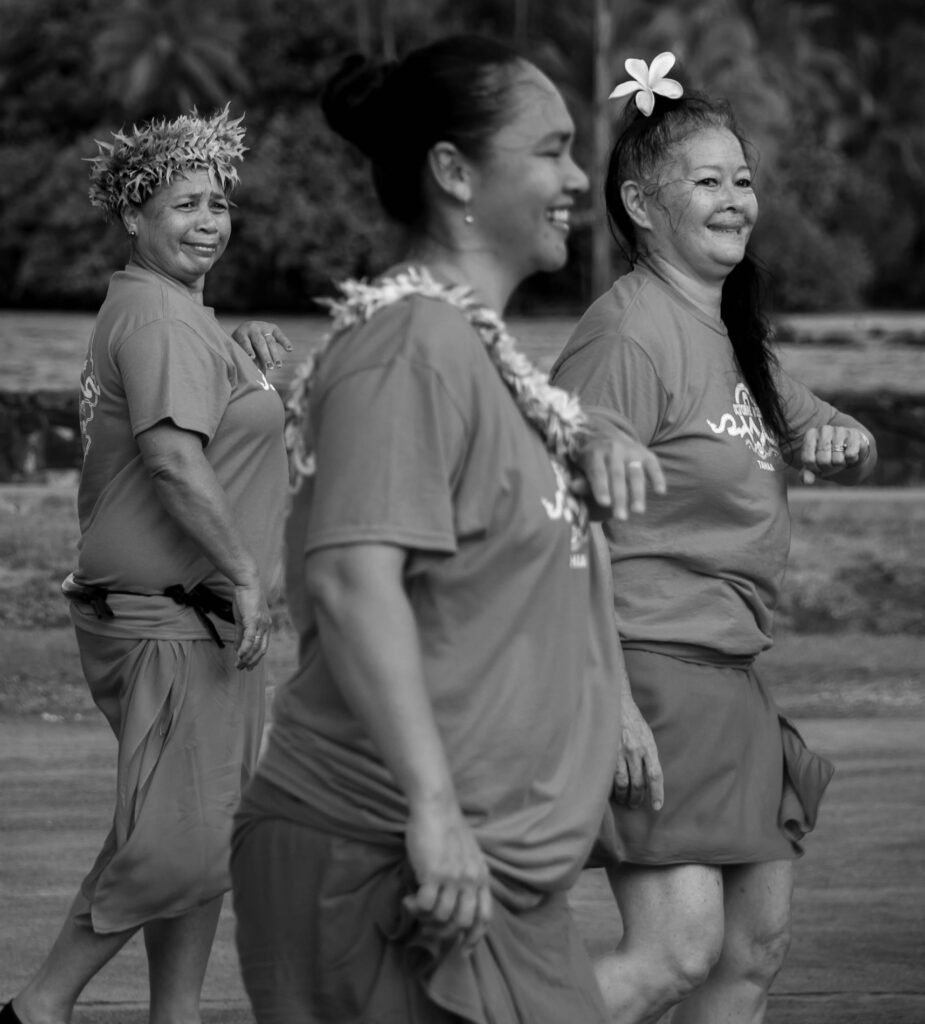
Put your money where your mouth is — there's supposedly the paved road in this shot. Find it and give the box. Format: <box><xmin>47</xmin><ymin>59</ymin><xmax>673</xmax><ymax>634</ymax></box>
<box><xmin>2</xmin><ymin>716</ymin><xmax>923</xmax><ymax>1022</ymax></box>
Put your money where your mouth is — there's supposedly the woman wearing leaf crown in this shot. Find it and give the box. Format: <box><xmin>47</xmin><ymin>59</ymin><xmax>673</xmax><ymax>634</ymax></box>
<box><xmin>229</xmin><ymin>35</ymin><xmax>633</xmax><ymax>1024</ymax></box>
<box><xmin>3</xmin><ymin>107</ymin><xmax>289</xmax><ymax>1024</ymax></box>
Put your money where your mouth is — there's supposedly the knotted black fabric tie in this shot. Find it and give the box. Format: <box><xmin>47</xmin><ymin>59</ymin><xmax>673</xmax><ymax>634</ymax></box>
<box><xmin>164</xmin><ymin>584</ymin><xmax>235</xmax><ymax>648</ymax></box>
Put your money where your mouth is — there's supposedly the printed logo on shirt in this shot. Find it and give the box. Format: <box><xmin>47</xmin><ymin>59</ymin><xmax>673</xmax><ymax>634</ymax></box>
<box><xmin>706</xmin><ymin>382</ymin><xmax>779</xmax><ymax>472</ymax></box>
<box><xmin>78</xmin><ymin>352</ymin><xmax>101</xmax><ymax>457</ymax></box>
<box><xmin>541</xmin><ymin>460</ymin><xmax>589</xmax><ymax>568</ymax></box>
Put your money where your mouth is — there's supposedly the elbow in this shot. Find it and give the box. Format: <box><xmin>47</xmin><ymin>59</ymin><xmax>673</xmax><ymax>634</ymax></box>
<box><xmin>144</xmin><ymin>449</ymin><xmax>201</xmax><ymax>494</ymax></box>
<box><xmin>304</xmin><ymin>549</ymin><xmax>362</xmax><ymax>621</ymax></box>
<box><xmin>304</xmin><ymin>545</ymin><xmax>407</xmax><ymax>623</ymax></box>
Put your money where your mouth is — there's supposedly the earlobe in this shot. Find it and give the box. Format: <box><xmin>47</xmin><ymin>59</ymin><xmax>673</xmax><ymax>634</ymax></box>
<box><xmin>121</xmin><ymin>211</ymin><xmax>139</xmax><ymax>239</ymax></box>
<box><xmin>427</xmin><ymin>142</ymin><xmax>472</xmax><ymax>205</ymax></box>
<box><xmin>621</xmin><ymin>180</ymin><xmax>653</xmax><ymax>231</ymax></box>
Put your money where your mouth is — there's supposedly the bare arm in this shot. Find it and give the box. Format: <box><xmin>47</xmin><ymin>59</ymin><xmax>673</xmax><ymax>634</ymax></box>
<box><xmin>136</xmin><ymin>421</ymin><xmax>271</xmax><ymax>669</ymax></box>
<box><xmin>305</xmin><ymin>541</ymin><xmax>492</xmax><ymax>948</ymax></box>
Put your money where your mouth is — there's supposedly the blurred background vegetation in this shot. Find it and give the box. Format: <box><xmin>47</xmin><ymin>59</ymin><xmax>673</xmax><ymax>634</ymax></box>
<box><xmin>1</xmin><ymin>0</ymin><xmax>923</xmax><ymax>314</ymax></box>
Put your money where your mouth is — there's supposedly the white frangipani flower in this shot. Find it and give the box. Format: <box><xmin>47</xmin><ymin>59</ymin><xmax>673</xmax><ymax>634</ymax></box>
<box><xmin>609</xmin><ymin>51</ymin><xmax>684</xmax><ymax>116</ymax></box>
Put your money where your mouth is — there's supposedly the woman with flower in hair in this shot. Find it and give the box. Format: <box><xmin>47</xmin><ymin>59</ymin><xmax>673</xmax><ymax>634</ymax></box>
<box><xmin>2</xmin><ymin>108</ymin><xmax>288</xmax><ymax>1024</ymax></box>
<box><xmin>551</xmin><ymin>54</ymin><xmax>877</xmax><ymax>1024</ymax></box>
<box><xmin>229</xmin><ymin>35</ymin><xmax>628</xmax><ymax>1024</ymax></box>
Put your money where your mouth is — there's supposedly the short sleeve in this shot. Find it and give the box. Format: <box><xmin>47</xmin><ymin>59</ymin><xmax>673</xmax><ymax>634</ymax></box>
<box><xmin>776</xmin><ymin>366</ymin><xmax>837</xmax><ymax>454</ymax></box>
<box><xmin>305</xmin><ymin>355</ymin><xmax>468</xmax><ymax>556</ymax></box>
<box><xmin>551</xmin><ymin>330</ymin><xmax>668</xmax><ymax>446</ymax></box>
<box><xmin>114</xmin><ymin>320</ymin><xmax>232</xmax><ymax>441</ymax></box>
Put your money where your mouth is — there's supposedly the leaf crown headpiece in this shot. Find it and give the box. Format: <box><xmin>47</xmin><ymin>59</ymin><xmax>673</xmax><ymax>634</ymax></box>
<box><xmin>86</xmin><ymin>103</ymin><xmax>246</xmax><ymax>219</ymax></box>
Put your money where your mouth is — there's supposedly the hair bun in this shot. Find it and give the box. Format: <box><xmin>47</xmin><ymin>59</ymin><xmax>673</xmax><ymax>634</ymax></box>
<box><xmin>321</xmin><ymin>53</ymin><xmax>399</xmax><ymax>160</ymax></box>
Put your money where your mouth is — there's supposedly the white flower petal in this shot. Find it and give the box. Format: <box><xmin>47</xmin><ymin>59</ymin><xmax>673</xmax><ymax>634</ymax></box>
<box><xmin>635</xmin><ymin>88</ymin><xmax>655</xmax><ymax>116</ymax></box>
<box><xmin>609</xmin><ymin>81</ymin><xmax>642</xmax><ymax>99</ymax></box>
<box><xmin>652</xmin><ymin>78</ymin><xmax>684</xmax><ymax>99</ymax></box>
<box><xmin>623</xmin><ymin>58</ymin><xmax>651</xmax><ymax>87</ymax></box>
<box><xmin>648</xmin><ymin>52</ymin><xmax>677</xmax><ymax>82</ymax></box>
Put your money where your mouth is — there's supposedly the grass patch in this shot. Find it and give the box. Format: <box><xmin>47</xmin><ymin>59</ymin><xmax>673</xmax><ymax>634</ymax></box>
<box><xmin>780</xmin><ymin>494</ymin><xmax>925</xmax><ymax>635</ymax></box>
<box><xmin>1</xmin><ymin>482</ymin><xmax>922</xmax><ymax>719</ymax></box>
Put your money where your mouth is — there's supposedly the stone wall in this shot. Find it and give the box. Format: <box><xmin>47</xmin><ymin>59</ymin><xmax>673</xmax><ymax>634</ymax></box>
<box><xmin>0</xmin><ymin>390</ymin><xmax>82</xmax><ymax>481</ymax></box>
<box><xmin>0</xmin><ymin>386</ymin><xmax>921</xmax><ymax>485</ymax></box>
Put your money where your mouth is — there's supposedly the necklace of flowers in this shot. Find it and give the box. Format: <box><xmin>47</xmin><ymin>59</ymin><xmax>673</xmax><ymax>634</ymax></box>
<box><xmin>285</xmin><ymin>266</ymin><xmax>589</xmax><ymax>499</ymax></box>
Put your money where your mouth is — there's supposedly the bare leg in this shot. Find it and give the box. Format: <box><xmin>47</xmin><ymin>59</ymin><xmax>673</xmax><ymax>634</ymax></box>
<box><xmin>144</xmin><ymin>895</ymin><xmax>224</xmax><ymax>1024</ymax></box>
<box><xmin>672</xmin><ymin>860</ymin><xmax>793</xmax><ymax>1024</ymax></box>
<box><xmin>596</xmin><ymin>864</ymin><xmax>725</xmax><ymax>1024</ymax></box>
<box><xmin>10</xmin><ymin>891</ymin><xmax>136</xmax><ymax>1024</ymax></box>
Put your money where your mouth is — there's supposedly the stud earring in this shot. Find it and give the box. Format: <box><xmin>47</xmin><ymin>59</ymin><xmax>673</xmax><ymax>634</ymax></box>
<box><xmin>463</xmin><ymin>207</ymin><xmax>475</xmax><ymax>225</ymax></box>
<box><xmin>128</xmin><ymin>229</ymin><xmax>136</xmax><ymax>238</ymax></box>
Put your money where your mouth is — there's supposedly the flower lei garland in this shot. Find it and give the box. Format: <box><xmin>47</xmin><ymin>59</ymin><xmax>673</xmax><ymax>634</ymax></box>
<box><xmin>285</xmin><ymin>267</ymin><xmax>590</xmax><ymax>513</ymax></box>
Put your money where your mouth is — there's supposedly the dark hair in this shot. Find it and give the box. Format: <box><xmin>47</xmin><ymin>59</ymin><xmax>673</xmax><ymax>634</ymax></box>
<box><xmin>321</xmin><ymin>36</ymin><xmax>526</xmax><ymax>226</ymax></box>
<box><xmin>605</xmin><ymin>93</ymin><xmax>791</xmax><ymax>445</ymax></box>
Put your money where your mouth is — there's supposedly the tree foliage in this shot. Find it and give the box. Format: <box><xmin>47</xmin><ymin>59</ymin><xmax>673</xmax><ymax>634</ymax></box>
<box><xmin>0</xmin><ymin>0</ymin><xmax>922</xmax><ymax>311</ymax></box>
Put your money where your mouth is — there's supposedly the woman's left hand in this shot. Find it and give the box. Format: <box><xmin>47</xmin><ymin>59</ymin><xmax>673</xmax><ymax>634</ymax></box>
<box><xmin>614</xmin><ymin>695</ymin><xmax>664</xmax><ymax>811</ymax></box>
<box><xmin>232</xmin><ymin>320</ymin><xmax>293</xmax><ymax>374</ymax></box>
<box><xmin>573</xmin><ymin>425</ymin><xmax>666</xmax><ymax>521</ymax></box>
<box><xmin>799</xmin><ymin>423</ymin><xmax>871</xmax><ymax>484</ymax></box>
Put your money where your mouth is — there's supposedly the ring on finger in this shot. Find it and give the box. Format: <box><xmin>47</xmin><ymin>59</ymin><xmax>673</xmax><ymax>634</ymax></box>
<box><xmin>832</xmin><ymin>444</ymin><xmax>847</xmax><ymax>451</ymax></box>
<box><xmin>628</xmin><ymin>460</ymin><xmax>644</xmax><ymax>469</ymax></box>
<box><xmin>263</xmin><ymin>331</ymin><xmax>274</xmax><ymax>339</ymax></box>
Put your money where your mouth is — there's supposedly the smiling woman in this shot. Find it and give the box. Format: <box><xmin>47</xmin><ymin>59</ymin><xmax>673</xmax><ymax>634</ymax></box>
<box><xmin>2</xmin><ymin>107</ymin><xmax>289</xmax><ymax>1024</ymax></box>
<box><xmin>123</xmin><ymin>172</ymin><xmax>232</xmax><ymax>294</ymax></box>
<box><xmin>230</xmin><ymin>34</ymin><xmax>624</xmax><ymax>1024</ymax></box>
<box><xmin>550</xmin><ymin>62</ymin><xmax>878</xmax><ymax>1024</ymax></box>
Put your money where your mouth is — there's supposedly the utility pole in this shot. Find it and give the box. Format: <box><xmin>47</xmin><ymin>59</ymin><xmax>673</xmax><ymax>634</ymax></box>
<box><xmin>591</xmin><ymin>0</ymin><xmax>615</xmax><ymax>299</ymax></box>
<box><xmin>355</xmin><ymin>0</ymin><xmax>372</xmax><ymax>52</ymax></box>
<box><xmin>513</xmin><ymin>0</ymin><xmax>529</xmax><ymax>49</ymax></box>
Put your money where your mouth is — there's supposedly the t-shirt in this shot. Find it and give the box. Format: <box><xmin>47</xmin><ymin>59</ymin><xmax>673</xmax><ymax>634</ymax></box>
<box><xmin>550</xmin><ymin>264</ymin><xmax>835</xmax><ymax>657</ymax></box>
<box><xmin>75</xmin><ymin>263</ymin><xmax>287</xmax><ymax>601</ymax></box>
<box><xmin>257</xmin><ymin>290</ymin><xmax>621</xmax><ymax>895</ymax></box>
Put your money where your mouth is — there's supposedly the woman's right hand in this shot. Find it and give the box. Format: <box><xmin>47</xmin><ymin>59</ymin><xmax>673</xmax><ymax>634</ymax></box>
<box><xmin>403</xmin><ymin>798</ymin><xmax>492</xmax><ymax>951</ymax></box>
<box><xmin>232</xmin><ymin>578</ymin><xmax>272</xmax><ymax>670</ymax></box>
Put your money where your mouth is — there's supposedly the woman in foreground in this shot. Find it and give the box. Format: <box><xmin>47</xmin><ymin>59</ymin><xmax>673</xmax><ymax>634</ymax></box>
<box><xmin>551</xmin><ymin>54</ymin><xmax>877</xmax><ymax>1024</ymax></box>
<box><xmin>3</xmin><ymin>107</ymin><xmax>287</xmax><ymax>1024</ymax></box>
<box><xmin>230</xmin><ymin>36</ymin><xmax>624</xmax><ymax>1024</ymax></box>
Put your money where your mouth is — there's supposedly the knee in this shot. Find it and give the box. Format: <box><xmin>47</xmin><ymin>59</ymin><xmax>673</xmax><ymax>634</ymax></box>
<box><xmin>727</xmin><ymin>914</ymin><xmax>793</xmax><ymax>986</ymax></box>
<box><xmin>664</xmin><ymin>937</ymin><xmax>724</xmax><ymax>998</ymax></box>
<box><xmin>658</xmin><ymin>918</ymin><xmax>725</xmax><ymax>1000</ymax></box>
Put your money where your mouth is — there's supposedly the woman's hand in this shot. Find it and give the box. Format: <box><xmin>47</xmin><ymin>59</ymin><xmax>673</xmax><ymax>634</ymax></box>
<box><xmin>574</xmin><ymin>424</ymin><xmax>666</xmax><ymax>521</ymax></box>
<box><xmin>232</xmin><ymin>577</ymin><xmax>272</xmax><ymax>671</ymax></box>
<box><xmin>613</xmin><ymin>695</ymin><xmax>664</xmax><ymax>811</ymax></box>
<box><xmin>307</xmin><ymin>543</ymin><xmax>491</xmax><ymax>950</ymax></box>
<box><xmin>799</xmin><ymin>423</ymin><xmax>872</xmax><ymax>484</ymax></box>
<box><xmin>231</xmin><ymin>320</ymin><xmax>293</xmax><ymax>374</ymax></box>
<box><xmin>403</xmin><ymin>798</ymin><xmax>493</xmax><ymax>951</ymax></box>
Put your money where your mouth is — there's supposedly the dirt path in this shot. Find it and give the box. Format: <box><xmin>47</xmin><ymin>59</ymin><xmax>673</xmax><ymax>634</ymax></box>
<box><xmin>2</xmin><ymin>717</ymin><xmax>923</xmax><ymax>1022</ymax></box>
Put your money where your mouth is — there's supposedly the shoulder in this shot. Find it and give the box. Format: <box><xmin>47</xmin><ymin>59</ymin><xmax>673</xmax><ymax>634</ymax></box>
<box><xmin>321</xmin><ymin>291</ymin><xmax>481</xmax><ymax>385</ymax></box>
<box><xmin>98</xmin><ymin>269</ymin><xmax>230</xmax><ymax>360</ymax></box>
<box><xmin>552</xmin><ymin>269</ymin><xmax>667</xmax><ymax>380</ymax></box>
